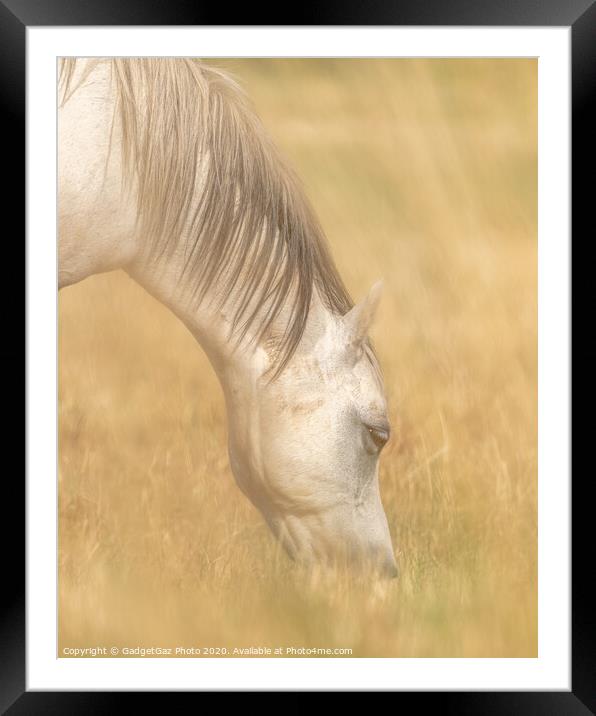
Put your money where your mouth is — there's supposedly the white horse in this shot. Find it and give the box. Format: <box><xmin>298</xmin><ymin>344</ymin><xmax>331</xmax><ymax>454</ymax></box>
<box><xmin>58</xmin><ymin>58</ymin><xmax>398</xmax><ymax>577</ymax></box>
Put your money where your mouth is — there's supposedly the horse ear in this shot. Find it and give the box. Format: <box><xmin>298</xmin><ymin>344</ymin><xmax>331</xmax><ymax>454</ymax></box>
<box><xmin>343</xmin><ymin>280</ymin><xmax>383</xmax><ymax>345</ymax></box>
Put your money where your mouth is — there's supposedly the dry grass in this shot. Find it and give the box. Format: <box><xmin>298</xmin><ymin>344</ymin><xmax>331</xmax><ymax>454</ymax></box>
<box><xmin>58</xmin><ymin>59</ymin><xmax>537</xmax><ymax>657</ymax></box>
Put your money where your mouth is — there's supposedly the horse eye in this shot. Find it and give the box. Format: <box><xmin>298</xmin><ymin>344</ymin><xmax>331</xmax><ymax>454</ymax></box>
<box><xmin>365</xmin><ymin>424</ymin><xmax>390</xmax><ymax>450</ymax></box>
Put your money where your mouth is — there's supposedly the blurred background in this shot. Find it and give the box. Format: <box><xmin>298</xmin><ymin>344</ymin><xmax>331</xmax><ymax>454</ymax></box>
<box><xmin>59</xmin><ymin>59</ymin><xmax>537</xmax><ymax>657</ymax></box>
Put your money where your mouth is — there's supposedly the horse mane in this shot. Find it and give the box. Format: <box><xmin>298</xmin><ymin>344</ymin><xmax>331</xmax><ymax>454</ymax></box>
<box><xmin>59</xmin><ymin>58</ymin><xmax>354</xmax><ymax>377</ymax></box>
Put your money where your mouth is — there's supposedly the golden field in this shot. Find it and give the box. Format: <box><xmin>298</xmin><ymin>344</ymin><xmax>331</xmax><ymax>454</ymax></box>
<box><xmin>58</xmin><ymin>59</ymin><xmax>537</xmax><ymax>658</ymax></box>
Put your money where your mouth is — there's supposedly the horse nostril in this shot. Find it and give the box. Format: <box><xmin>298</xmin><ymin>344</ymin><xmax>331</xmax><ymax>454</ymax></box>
<box><xmin>378</xmin><ymin>550</ymin><xmax>399</xmax><ymax>578</ymax></box>
<box><xmin>385</xmin><ymin>561</ymin><xmax>399</xmax><ymax>579</ymax></box>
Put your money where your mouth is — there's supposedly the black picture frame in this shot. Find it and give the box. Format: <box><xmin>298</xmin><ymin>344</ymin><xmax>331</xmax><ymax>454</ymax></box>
<box><xmin>5</xmin><ymin>0</ymin><xmax>589</xmax><ymax>709</ymax></box>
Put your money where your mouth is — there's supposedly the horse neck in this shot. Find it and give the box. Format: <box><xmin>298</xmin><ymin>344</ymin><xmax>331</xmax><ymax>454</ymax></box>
<box><xmin>127</xmin><ymin>242</ymin><xmax>333</xmax><ymax>395</ymax></box>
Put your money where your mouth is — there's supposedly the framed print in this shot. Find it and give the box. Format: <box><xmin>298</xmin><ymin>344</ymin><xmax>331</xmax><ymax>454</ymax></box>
<box><xmin>4</xmin><ymin>0</ymin><xmax>590</xmax><ymax>707</ymax></box>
